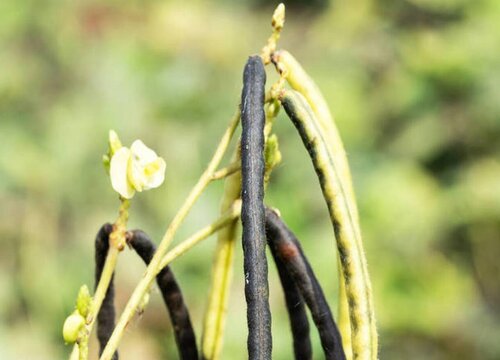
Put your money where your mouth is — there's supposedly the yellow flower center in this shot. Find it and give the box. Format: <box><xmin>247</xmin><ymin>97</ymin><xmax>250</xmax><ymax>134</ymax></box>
<box><xmin>144</xmin><ymin>159</ymin><xmax>161</xmax><ymax>176</ymax></box>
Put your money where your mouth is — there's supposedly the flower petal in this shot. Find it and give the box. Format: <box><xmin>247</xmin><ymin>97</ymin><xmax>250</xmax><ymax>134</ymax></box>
<box><xmin>110</xmin><ymin>147</ymin><xmax>135</xmax><ymax>199</ymax></box>
<box><xmin>130</xmin><ymin>140</ymin><xmax>158</xmax><ymax>164</ymax></box>
<box><xmin>142</xmin><ymin>157</ymin><xmax>166</xmax><ymax>190</ymax></box>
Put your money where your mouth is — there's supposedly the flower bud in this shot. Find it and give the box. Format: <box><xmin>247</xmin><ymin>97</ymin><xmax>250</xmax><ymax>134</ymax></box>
<box><xmin>63</xmin><ymin>312</ymin><xmax>85</xmax><ymax>344</ymax></box>
<box><xmin>271</xmin><ymin>3</ymin><xmax>285</xmax><ymax>31</ymax></box>
<box><xmin>108</xmin><ymin>130</ymin><xmax>123</xmax><ymax>156</ymax></box>
<box><xmin>265</xmin><ymin>134</ymin><xmax>282</xmax><ymax>172</ymax></box>
<box><xmin>76</xmin><ymin>285</ymin><xmax>92</xmax><ymax>318</ymax></box>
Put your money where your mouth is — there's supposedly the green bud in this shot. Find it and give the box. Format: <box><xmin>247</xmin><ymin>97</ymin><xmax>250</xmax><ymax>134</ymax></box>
<box><xmin>102</xmin><ymin>154</ymin><xmax>110</xmax><ymax>173</ymax></box>
<box><xmin>76</xmin><ymin>285</ymin><xmax>92</xmax><ymax>318</ymax></box>
<box><xmin>265</xmin><ymin>134</ymin><xmax>282</xmax><ymax>172</ymax></box>
<box><xmin>266</xmin><ymin>100</ymin><xmax>280</xmax><ymax>119</ymax></box>
<box><xmin>104</xmin><ymin>130</ymin><xmax>123</xmax><ymax>174</ymax></box>
<box><xmin>63</xmin><ymin>312</ymin><xmax>85</xmax><ymax>344</ymax></box>
<box><xmin>272</xmin><ymin>3</ymin><xmax>285</xmax><ymax>31</ymax></box>
<box><xmin>108</xmin><ymin>130</ymin><xmax>123</xmax><ymax>156</ymax></box>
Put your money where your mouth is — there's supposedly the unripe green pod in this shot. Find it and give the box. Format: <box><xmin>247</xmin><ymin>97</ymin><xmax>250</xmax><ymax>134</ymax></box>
<box><xmin>280</xmin><ymin>89</ymin><xmax>376</xmax><ymax>359</ymax></box>
<box><xmin>63</xmin><ymin>312</ymin><xmax>85</xmax><ymax>344</ymax></box>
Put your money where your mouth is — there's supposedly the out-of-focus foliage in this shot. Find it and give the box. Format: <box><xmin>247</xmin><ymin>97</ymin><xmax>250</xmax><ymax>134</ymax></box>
<box><xmin>1</xmin><ymin>0</ymin><xmax>499</xmax><ymax>359</ymax></box>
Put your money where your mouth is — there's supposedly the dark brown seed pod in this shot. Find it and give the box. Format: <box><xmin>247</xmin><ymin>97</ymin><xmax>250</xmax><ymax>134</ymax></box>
<box><xmin>128</xmin><ymin>229</ymin><xmax>198</xmax><ymax>360</ymax></box>
<box><xmin>94</xmin><ymin>223</ymin><xmax>119</xmax><ymax>360</ymax></box>
<box><xmin>269</xmin><ymin>239</ymin><xmax>312</xmax><ymax>360</ymax></box>
<box><xmin>265</xmin><ymin>208</ymin><xmax>346</xmax><ymax>360</ymax></box>
<box><xmin>240</xmin><ymin>55</ymin><xmax>272</xmax><ymax>359</ymax></box>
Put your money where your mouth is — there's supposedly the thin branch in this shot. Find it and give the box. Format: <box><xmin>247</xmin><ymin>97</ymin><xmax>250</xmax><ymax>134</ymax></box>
<box><xmin>94</xmin><ymin>223</ymin><xmax>119</xmax><ymax>360</ymax></box>
<box><xmin>211</xmin><ymin>161</ymin><xmax>241</xmax><ymax>181</ymax></box>
<box><xmin>201</xmin><ymin>149</ymin><xmax>241</xmax><ymax>360</ymax></box>
<box><xmin>159</xmin><ymin>200</ymin><xmax>242</xmax><ymax>269</ymax></box>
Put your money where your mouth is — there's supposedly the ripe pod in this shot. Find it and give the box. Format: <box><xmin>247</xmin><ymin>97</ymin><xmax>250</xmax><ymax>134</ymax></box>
<box><xmin>240</xmin><ymin>55</ymin><xmax>272</xmax><ymax>359</ymax></box>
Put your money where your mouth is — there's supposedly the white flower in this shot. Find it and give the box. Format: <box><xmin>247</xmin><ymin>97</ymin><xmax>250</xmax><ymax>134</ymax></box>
<box><xmin>109</xmin><ymin>136</ymin><xmax>166</xmax><ymax>199</ymax></box>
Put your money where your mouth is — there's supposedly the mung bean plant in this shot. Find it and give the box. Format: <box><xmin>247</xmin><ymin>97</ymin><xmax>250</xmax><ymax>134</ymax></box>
<box><xmin>62</xmin><ymin>4</ymin><xmax>377</xmax><ymax>360</ymax></box>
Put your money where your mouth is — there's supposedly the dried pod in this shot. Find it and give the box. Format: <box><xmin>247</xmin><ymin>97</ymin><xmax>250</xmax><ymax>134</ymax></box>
<box><xmin>267</xmin><ymin>227</ymin><xmax>312</xmax><ymax>360</ymax></box>
<box><xmin>266</xmin><ymin>208</ymin><xmax>346</xmax><ymax>360</ymax></box>
<box><xmin>240</xmin><ymin>55</ymin><xmax>272</xmax><ymax>359</ymax></box>
<box><xmin>128</xmin><ymin>229</ymin><xmax>198</xmax><ymax>360</ymax></box>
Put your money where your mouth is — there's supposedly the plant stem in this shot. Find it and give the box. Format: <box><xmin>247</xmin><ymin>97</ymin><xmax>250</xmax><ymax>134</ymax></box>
<box><xmin>211</xmin><ymin>161</ymin><xmax>241</xmax><ymax>181</ymax></box>
<box><xmin>89</xmin><ymin>200</ymin><xmax>129</xmax><ymax>334</ymax></box>
<box><xmin>159</xmin><ymin>200</ymin><xmax>242</xmax><ymax>269</ymax></box>
<box><xmin>70</xmin><ymin>344</ymin><xmax>79</xmax><ymax>360</ymax></box>
<box><xmin>89</xmin><ymin>248</ymin><xmax>118</xmax><ymax>330</ymax></box>
<box><xmin>128</xmin><ymin>230</ymin><xmax>198</xmax><ymax>360</ymax></box>
<box><xmin>78</xmin><ymin>334</ymin><xmax>89</xmax><ymax>360</ymax></box>
<box><xmin>201</xmin><ymin>149</ymin><xmax>241</xmax><ymax>360</ymax></box>
<box><xmin>99</xmin><ymin>109</ymin><xmax>240</xmax><ymax>360</ymax></box>
<box><xmin>71</xmin><ymin>200</ymin><xmax>129</xmax><ymax>360</ymax></box>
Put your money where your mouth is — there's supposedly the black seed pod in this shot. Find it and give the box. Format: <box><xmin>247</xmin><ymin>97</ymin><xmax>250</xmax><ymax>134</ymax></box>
<box><xmin>94</xmin><ymin>223</ymin><xmax>118</xmax><ymax>360</ymax></box>
<box><xmin>128</xmin><ymin>230</ymin><xmax>198</xmax><ymax>360</ymax></box>
<box><xmin>240</xmin><ymin>55</ymin><xmax>272</xmax><ymax>360</ymax></box>
<box><xmin>265</xmin><ymin>209</ymin><xmax>346</xmax><ymax>360</ymax></box>
<box><xmin>269</xmin><ymin>238</ymin><xmax>312</xmax><ymax>360</ymax></box>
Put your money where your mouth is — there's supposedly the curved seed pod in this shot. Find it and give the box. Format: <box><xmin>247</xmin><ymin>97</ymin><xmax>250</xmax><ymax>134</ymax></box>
<box><xmin>94</xmin><ymin>223</ymin><xmax>119</xmax><ymax>360</ymax></box>
<box><xmin>267</xmin><ymin>221</ymin><xmax>312</xmax><ymax>359</ymax></box>
<box><xmin>272</xmin><ymin>50</ymin><xmax>378</xmax><ymax>358</ymax></box>
<box><xmin>271</xmin><ymin>50</ymin><xmax>354</xmax><ymax>190</ymax></box>
<box><xmin>202</xmin><ymin>147</ymin><xmax>241</xmax><ymax>360</ymax></box>
<box><xmin>240</xmin><ymin>55</ymin><xmax>272</xmax><ymax>359</ymax></box>
<box><xmin>266</xmin><ymin>208</ymin><xmax>345</xmax><ymax>360</ymax></box>
<box><xmin>128</xmin><ymin>230</ymin><xmax>198</xmax><ymax>360</ymax></box>
<box><xmin>280</xmin><ymin>90</ymin><xmax>376</xmax><ymax>359</ymax></box>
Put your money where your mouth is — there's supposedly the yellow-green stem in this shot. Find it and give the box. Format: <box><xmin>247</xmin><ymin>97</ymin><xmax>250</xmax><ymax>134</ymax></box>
<box><xmin>71</xmin><ymin>198</ymin><xmax>129</xmax><ymax>360</ymax></box>
<box><xmin>202</xmin><ymin>149</ymin><xmax>241</xmax><ymax>360</ymax></box>
<box><xmin>211</xmin><ymin>161</ymin><xmax>241</xmax><ymax>181</ymax></box>
<box><xmin>70</xmin><ymin>344</ymin><xmax>79</xmax><ymax>360</ymax></box>
<box><xmin>78</xmin><ymin>334</ymin><xmax>88</xmax><ymax>360</ymax></box>
<box><xmin>159</xmin><ymin>200</ymin><xmax>242</xmax><ymax>270</ymax></box>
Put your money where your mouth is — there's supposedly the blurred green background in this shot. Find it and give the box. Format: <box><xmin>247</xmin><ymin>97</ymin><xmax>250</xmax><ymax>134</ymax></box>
<box><xmin>1</xmin><ymin>0</ymin><xmax>499</xmax><ymax>359</ymax></box>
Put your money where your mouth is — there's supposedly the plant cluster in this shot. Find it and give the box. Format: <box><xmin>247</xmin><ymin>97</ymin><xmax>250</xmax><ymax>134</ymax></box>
<box><xmin>62</xmin><ymin>4</ymin><xmax>377</xmax><ymax>360</ymax></box>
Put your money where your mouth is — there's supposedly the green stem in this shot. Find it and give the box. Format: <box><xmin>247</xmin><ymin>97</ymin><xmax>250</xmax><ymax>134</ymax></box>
<box><xmin>159</xmin><ymin>200</ymin><xmax>242</xmax><ymax>269</ymax></box>
<box><xmin>201</xmin><ymin>151</ymin><xmax>241</xmax><ymax>360</ymax></box>
<box><xmin>211</xmin><ymin>161</ymin><xmax>241</xmax><ymax>181</ymax></box>
<box><xmin>78</xmin><ymin>334</ymin><xmax>89</xmax><ymax>360</ymax></box>
<box><xmin>69</xmin><ymin>344</ymin><xmax>79</xmax><ymax>360</ymax></box>
<box><xmin>88</xmin><ymin>199</ymin><xmax>129</xmax><ymax>334</ymax></box>
<box><xmin>99</xmin><ymin>109</ymin><xmax>240</xmax><ymax>360</ymax></box>
<box><xmin>71</xmin><ymin>198</ymin><xmax>129</xmax><ymax>360</ymax></box>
